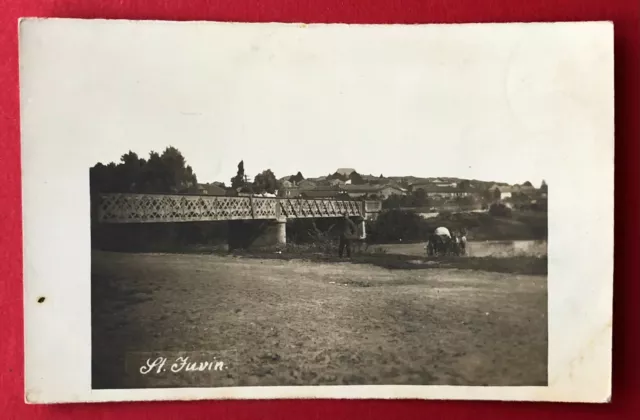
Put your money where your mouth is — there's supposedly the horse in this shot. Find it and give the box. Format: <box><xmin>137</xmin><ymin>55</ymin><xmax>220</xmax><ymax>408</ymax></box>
<box><xmin>427</xmin><ymin>233</ymin><xmax>451</xmax><ymax>256</ymax></box>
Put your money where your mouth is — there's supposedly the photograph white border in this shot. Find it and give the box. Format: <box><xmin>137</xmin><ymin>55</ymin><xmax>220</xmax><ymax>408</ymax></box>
<box><xmin>20</xmin><ymin>18</ymin><xmax>614</xmax><ymax>404</ymax></box>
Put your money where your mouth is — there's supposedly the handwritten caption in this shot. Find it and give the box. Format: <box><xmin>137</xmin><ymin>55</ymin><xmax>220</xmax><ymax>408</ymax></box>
<box><xmin>140</xmin><ymin>356</ymin><xmax>228</xmax><ymax>374</ymax></box>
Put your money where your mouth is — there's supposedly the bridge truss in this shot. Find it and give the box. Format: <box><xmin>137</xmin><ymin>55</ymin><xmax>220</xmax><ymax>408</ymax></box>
<box><xmin>94</xmin><ymin>193</ymin><xmax>382</xmax><ymax>224</ymax></box>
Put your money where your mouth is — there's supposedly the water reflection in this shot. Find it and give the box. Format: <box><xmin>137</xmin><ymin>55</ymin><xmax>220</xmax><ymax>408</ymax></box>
<box><xmin>466</xmin><ymin>240</ymin><xmax>548</xmax><ymax>257</ymax></box>
<box><xmin>377</xmin><ymin>240</ymin><xmax>548</xmax><ymax>257</ymax></box>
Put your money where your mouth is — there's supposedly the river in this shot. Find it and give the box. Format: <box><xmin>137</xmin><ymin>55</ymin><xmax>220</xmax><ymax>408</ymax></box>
<box><xmin>418</xmin><ymin>209</ymin><xmax>488</xmax><ymax>219</ymax></box>
<box><xmin>374</xmin><ymin>240</ymin><xmax>547</xmax><ymax>257</ymax></box>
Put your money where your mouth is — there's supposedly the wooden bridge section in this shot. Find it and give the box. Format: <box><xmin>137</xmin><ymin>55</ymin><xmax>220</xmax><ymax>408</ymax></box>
<box><xmin>94</xmin><ymin>193</ymin><xmax>382</xmax><ymax>224</ymax></box>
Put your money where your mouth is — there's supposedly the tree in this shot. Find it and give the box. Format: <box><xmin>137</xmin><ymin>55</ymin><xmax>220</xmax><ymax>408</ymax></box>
<box><xmin>119</xmin><ymin>151</ymin><xmax>145</xmax><ymax>189</ymax></box>
<box><xmin>457</xmin><ymin>195</ymin><xmax>476</xmax><ymax>207</ymax></box>
<box><xmin>239</xmin><ymin>184</ymin><xmax>254</xmax><ymax>194</ymax></box>
<box><xmin>481</xmin><ymin>188</ymin><xmax>492</xmax><ymax>202</ymax></box>
<box><xmin>136</xmin><ymin>147</ymin><xmax>197</xmax><ymax>193</ymax></box>
<box><xmin>290</xmin><ymin>171</ymin><xmax>304</xmax><ymax>184</ymax></box>
<box><xmin>371</xmin><ymin>209</ymin><xmax>429</xmax><ymax>243</ymax></box>
<box><xmin>231</xmin><ymin>160</ymin><xmax>246</xmax><ymax>190</ymax></box>
<box><xmin>412</xmin><ymin>188</ymin><xmax>428</xmax><ymax>207</ymax></box>
<box><xmin>489</xmin><ymin>202</ymin><xmax>513</xmax><ymax>218</ymax></box>
<box><xmin>349</xmin><ymin>171</ymin><xmax>365</xmax><ymax>185</ymax></box>
<box><xmin>138</xmin><ymin>151</ymin><xmax>164</xmax><ymax>192</ymax></box>
<box><xmin>540</xmin><ymin>180</ymin><xmax>548</xmax><ymax>192</ymax></box>
<box><xmin>492</xmin><ymin>188</ymin><xmax>501</xmax><ymax>201</ymax></box>
<box><xmin>159</xmin><ymin>146</ymin><xmax>197</xmax><ymax>193</ymax></box>
<box><xmin>328</xmin><ymin>172</ymin><xmax>347</xmax><ymax>182</ymax></box>
<box><xmin>523</xmin><ymin>181</ymin><xmax>533</xmax><ymax>187</ymax></box>
<box><xmin>253</xmin><ymin>169</ymin><xmax>278</xmax><ymax>194</ymax></box>
<box><xmin>382</xmin><ymin>194</ymin><xmax>402</xmax><ymax>209</ymax></box>
<box><xmin>90</xmin><ymin>146</ymin><xmax>197</xmax><ymax>194</ymax></box>
<box><xmin>458</xmin><ymin>180</ymin><xmax>471</xmax><ymax>191</ymax></box>
<box><xmin>90</xmin><ymin>162</ymin><xmax>112</xmax><ymax>193</ymax></box>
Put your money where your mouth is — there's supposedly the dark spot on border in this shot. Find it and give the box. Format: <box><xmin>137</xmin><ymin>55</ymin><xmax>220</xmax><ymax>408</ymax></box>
<box><xmin>37</xmin><ymin>297</ymin><xmax>45</xmax><ymax>303</ymax></box>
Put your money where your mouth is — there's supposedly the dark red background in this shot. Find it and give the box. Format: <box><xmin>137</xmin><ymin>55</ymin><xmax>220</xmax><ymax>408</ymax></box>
<box><xmin>1</xmin><ymin>0</ymin><xmax>637</xmax><ymax>418</ymax></box>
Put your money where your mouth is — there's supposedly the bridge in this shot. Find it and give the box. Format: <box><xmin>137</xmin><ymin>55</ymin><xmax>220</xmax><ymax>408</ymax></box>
<box><xmin>93</xmin><ymin>193</ymin><xmax>383</xmax><ymax>246</ymax></box>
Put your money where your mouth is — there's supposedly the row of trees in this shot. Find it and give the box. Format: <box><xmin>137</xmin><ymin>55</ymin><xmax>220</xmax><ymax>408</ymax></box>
<box><xmin>327</xmin><ymin>170</ymin><xmax>367</xmax><ymax>185</ymax></box>
<box><xmin>368</xmin><ymin>207</ymin><xmax>548</xmax><ymax>244</ymax></box>
<box><xmin>90</xmin><ymin>148</ymin><xmax>282</xmax><ymax>196</ymax></box>
<box><xmin>230</xmin><ymin>160</ymin><xmax>279</xmax><ymax>194</ymax></box>
<box><xmin>90</xmin><ymin>147</ymin><xmax>198</xmax><ymax>194</ymax></box>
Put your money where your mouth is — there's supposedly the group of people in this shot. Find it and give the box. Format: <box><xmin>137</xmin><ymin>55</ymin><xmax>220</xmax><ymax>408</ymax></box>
<box><xmin>426</xmin><ymin>226</ymin><xmax>467</xmax><ymax>256</ymax></box>
<box><xmin>336</xmin><ymin>213</ymin><xmax>468</xmax><ymax>258</ymax></box>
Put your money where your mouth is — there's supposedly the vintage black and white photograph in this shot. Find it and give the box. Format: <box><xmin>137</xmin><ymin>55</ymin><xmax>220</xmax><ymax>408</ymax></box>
<box><xmin>90</xmin><ymin>140</ymin><xmax>550</xmax><ymax>389</ymax></box>
<box><xmin>21</xmin><ymin>18</ymin><xmax>613</xmax><ymax>403</ymax></box>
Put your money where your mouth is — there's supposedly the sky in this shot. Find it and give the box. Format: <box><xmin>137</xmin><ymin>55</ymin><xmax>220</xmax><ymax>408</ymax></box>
<box><xmin>23</xmin><ymin>20</ymin><xmax>613</xmax><ymax>188</ymax></box>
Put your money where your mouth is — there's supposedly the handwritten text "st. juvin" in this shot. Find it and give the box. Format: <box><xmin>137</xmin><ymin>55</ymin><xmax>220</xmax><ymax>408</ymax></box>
<box><xmin>139</xmin><ymin>356</ymin><xmax>226</xmax><ymax>374</ymax></box>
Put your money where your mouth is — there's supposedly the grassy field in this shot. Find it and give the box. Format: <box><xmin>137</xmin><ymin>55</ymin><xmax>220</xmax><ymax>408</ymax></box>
<box><xmin>92</xmin><ymin>249</ymin><xmax>547</xmax><ymax>389</ymax></box>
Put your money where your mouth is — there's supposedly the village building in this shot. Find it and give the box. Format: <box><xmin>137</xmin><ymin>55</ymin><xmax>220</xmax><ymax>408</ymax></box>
<box><xmin>339</xmin><ymin>184</ymin><xmax>406</xmax><ymax>199</ymax></box>
<box><xmin>487</xmin><ymin>184</ymin><xmax>513</xmax><ymax>200</ymax></box>
<box><xmin>410</xmin><ymin>184</ymin><xmax>472</xmax><ymax>199</ymax></box>
<box><xmin>296</xmin><ymin>179</ymin><xmax>317</xmax><ymax>189</ymax></box>
<box><xmin>194</xmin><ymin>183</ymin><xmax>227</xmax><ymax>196</ymax></box>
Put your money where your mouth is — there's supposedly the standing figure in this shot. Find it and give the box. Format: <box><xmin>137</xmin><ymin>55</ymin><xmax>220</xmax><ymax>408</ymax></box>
<box><xmin>426</xmin><ymin>237</ymin><xmax>435</xmax><ymax>256</ymax></box>
<box><xmin>459</xmin><ymin>229</ymin><xmax>468</xmax><ymax>256</ymax></box>
<box><xmin>339</xmin><ymin>212</ymin><xmax>358</xmax><ymax>258</ymax></box>
<box><xmin>449</xmin><ymin>230</ymin><xmax>460</xmax><ymax>255</ymax></box>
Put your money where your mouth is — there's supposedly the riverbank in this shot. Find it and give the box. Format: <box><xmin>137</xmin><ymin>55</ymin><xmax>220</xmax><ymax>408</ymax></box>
<box><xmin>368</xmin><ymin>209</ymin><xmax>547</xmax><ymax>243</ymax></box>
<box><xmin>95</xmin><ymin>241</ymin><xmax>547</xmax><ymax>276</ymax></box>
<box><xmin>92</xmin><ymin>250</ymin><xmax>548</xmax><ymax>388</ymax></box>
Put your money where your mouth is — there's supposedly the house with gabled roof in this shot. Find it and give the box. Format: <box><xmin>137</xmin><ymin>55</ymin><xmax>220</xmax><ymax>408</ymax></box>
<box><xmin>411</xmin><ymin>184</ymin><xmax>472</xmax><ymax>199</ymax></box>
<box><xmin>195</xmin><ymin>183</ymin><xmax>227</xmax><ymax>196</ymax></box>
<box><xmin>339</xmin><ymin>184</ymin><xmax>406</xmax><ymax>199</ymax></box>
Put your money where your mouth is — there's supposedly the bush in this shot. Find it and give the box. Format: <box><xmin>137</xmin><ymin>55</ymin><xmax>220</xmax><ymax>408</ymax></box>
<box><xmin>489</xmin><ymin>202</ymin><xmax>513</xmax><ymax>218</ymax></box>
<box><xmin>369</xmin><ymin>209</ymin><xmax>429</xmax><ymax>243</ymax></box>
<box><xmin>531</xmin><ymin>199</ymin><xmax>548</xmax><ymax>212</ymax></box>
<box><xmin>438</xmin><ymin>210</ymin><xmax>453</xmax><ymax>219</ymax></box>
<box><xmin>286</xmin><ymin>219</ymin><xmax>338</xmax><ymax>244</ymax></box>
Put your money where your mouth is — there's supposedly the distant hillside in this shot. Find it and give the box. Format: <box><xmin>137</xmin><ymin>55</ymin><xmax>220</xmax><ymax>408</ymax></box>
<box><xmin>232</xmin><ymin>169</ymin><xmax>521</xmax><ymax>190</ymax></box>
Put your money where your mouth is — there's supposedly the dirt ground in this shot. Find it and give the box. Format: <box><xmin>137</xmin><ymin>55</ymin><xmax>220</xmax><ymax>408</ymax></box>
<box><xmin>91</xmin><ymin>251</ymin><xmax>547</xmax><ymax>389</ymax></box>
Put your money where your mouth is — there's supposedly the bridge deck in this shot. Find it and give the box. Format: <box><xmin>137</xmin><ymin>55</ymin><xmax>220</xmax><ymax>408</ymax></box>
<box><xmin>94</xmin><ymin>193</ymin><xmax>382</xmax><ymax>223</ymax></box>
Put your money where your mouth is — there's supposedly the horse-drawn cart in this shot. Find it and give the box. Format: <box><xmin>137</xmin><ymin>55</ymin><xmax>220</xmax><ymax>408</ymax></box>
<box><xmin>425</xmin><ymin>226</ymin><xmax>466</xmax><ymax>257</ymax></box>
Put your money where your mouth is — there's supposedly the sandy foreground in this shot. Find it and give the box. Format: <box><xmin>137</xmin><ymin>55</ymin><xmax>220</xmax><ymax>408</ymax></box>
<box><xmin>91</xmin><ymin>251</ymin><xmax>547</xmax><ymax>389</ymax></box>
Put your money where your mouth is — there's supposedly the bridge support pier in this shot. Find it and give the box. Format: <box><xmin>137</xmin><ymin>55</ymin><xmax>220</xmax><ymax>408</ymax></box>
<box><xmin>359</xmin><ymin>219</ymin><xmax>366</xmax><ymax>239</ymax></box>
<box><xmin>276</xmin><ymin>217</ymin><xmax>287</xmax><ymax>245</ymax></box>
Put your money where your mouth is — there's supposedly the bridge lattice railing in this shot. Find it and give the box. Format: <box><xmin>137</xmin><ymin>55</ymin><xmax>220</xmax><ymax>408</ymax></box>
<box><xmin>94</xmin><ymin>193</ymin><xmax>380</xmax><ymax>224</ymax></box>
